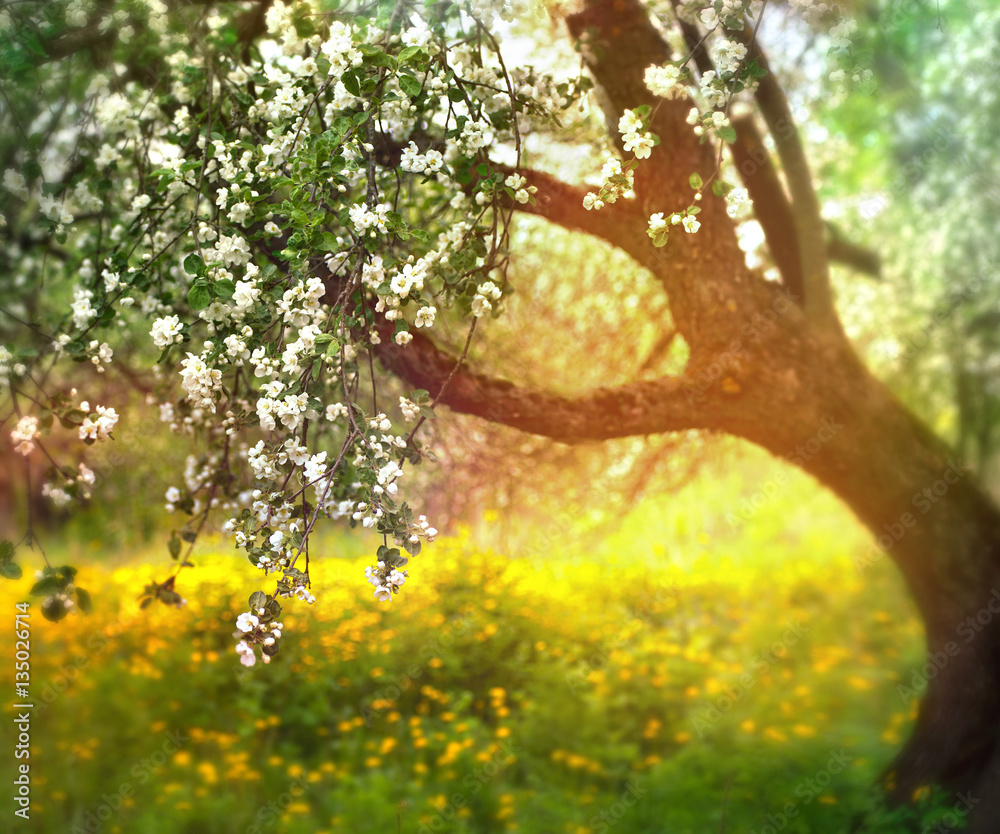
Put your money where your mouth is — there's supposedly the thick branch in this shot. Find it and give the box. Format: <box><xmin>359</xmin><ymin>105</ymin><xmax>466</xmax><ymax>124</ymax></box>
<box><xmin>732</xmin><ymin>119</ymin><xmax>881</xmax><ymax>283</ymax></box>
<box><xmin>232</xmin><ymin>0</ymin><xmax>276</xmax><ymax>60</ymax></box>
<box><xmin>734</xmin><ymin>25</ymin><xmax>838</xmax><ymax>328</ymax></box>
<box><xmin>563</xmin><ymin>0</ymin><xmax>761</xmax><ymax>354</ymax></box>
<box><xmin>670</xmin><ymin>15</ymin><xmax>806</xmax><ymax>301</ymax></box>
<box><xmin>491</xmin><ymin>164</ymin><xmax>642</xmax><ymax>254</ymax></box>
<box><xmin>826</xmin><ymin>226</ymin><xmax>882</xmax><ymax>278</ymax></box>
<box><xmin>374</xmin><ymin>325</ymin><xmax>729</xmax><ymax>443</ymax></box>
<box><xmin>41</xmin><ymin>24</ymin><xmax>115</xmax><ymax>64</ymax></box>
<box><xmin>731</xmin><ymin>115</ymin><xmax>803</xmax><ymax>300</ymax></box>
<box><xmin>673</xmin><ymin>6</ymin><xmax>716</xmax><ymax>77</ymax></box>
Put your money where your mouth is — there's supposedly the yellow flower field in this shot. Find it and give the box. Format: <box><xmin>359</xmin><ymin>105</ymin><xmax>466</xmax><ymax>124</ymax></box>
<box><xmin>0</xmin><ymin>529</ymin><xmax>938</xmax><ymax>833</ymax></box>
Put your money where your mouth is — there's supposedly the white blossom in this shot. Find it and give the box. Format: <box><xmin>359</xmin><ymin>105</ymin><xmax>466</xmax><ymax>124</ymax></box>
<box><xmin>236</xmin><ymin>612</ymin><xmax>260</xmax><ymax>633</ymax></box>
<box><xmin>79</xmin><ymin>405</ymin><xmax>119</xmax><ymax>442</ymax></box>
<box><xmin>645</xmin><ymin>64</ymin><xmax>686</xmax><ymax>99</ymax></box>
<box><xmin>11</xmin><ymin>415</ymin><xmax>38</xmax><ymax>456</ymax></box>
<box><xmin>682</xmin><ymin>215</ymin><xmax>701</xmax><ymax>234</ymax></box>
<box><xmin>414</xmin><ymin>306</ymin><xmax>436</xmax><ymax>328</ymax></box>
<box><xmin>2</xmin><ymin>169</ymin><xmax>28</xmax><ymax>201</ymax></box>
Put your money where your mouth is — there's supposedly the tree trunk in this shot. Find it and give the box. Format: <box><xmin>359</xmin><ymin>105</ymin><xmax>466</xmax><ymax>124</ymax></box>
<box><xmin>738</xmin><ymin>333</ymin><xmax>1000</xmax><ymax>831</ymax></box>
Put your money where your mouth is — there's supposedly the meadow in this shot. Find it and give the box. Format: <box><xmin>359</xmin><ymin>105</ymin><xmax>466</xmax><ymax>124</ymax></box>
<box><xmin>1</xmin><ymin>462</ymin><xmax>964</xmax><ymax>834</ymax></box>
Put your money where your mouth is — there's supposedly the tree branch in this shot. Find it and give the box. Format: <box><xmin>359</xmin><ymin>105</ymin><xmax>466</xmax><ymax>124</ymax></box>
<box><xmin>730</xmin><ymin>115</ymin><xmax>803</xmax><ymax>300</ymax></box>
<box><xmin>374</xmin><ymin>324</ymin><xmax>731</xmax><ymax>443</ymax></box>
<box><xmin>730</xmin><ymin>119</ymin><xmax>880</xmax><ymax>283</ymax></box>
<box><xmin>562</xmin><ymin>0</ymin><xmax>762</xmax><ymax>355</ymax></box>
<box><xmin>673</xmin><ymin>15</ymin><xmax>877</xmax><ymax>287</ymax></box>
<box><xmin>734</xmin><ymin>24</ymin><xmax>838</xmax><ymax>328</ymax></box>
<box><xmin>41</xmin><ymin>24</ymin><xmax>115</xmax><ymax>65</ymax></box>
<box><xmin>826</xmin><ymin>225</ymin><xmax>882</xmax><ymax>278</ymax></box>
<box><xmin>490</xmin><ymin>163</ymin><xmax>642</xmax><ymax>255</ymax></box>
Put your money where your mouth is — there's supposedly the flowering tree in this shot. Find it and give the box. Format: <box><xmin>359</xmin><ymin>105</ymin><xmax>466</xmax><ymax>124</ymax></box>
<box><xmin>3</xmin><ymin>0</ymin><xmax>1000</xmax><ymax>825</ymax></box>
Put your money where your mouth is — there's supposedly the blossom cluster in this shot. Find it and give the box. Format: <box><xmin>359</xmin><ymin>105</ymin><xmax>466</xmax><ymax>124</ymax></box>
<box><xmin>10</xmin><ymin>415</ymin><xmax>38</xmax><ymax>456</ymax></box>
<box><xmin>472</xmin><ymin>281</ymin><xmax>503</xmax><ymax>318</ymax></box>
<box><xmin>234</xmin><ymin>601</ymin><xmax>284</xmax><ymax>668</ymax></box>
<box><xmin>0</xmin><ymin>0</ymin><xmax>587</xmax><ymax>660</ymax></box>
<box><xmin>677</xmin><ymin>0</ymin><xmax>752</xmax><ymax>30</ymax></box>
<box><xmin>583</xmin><ymin>157</ymin><xmax>636</xmax><ymax>211</ymax></box>
<box><xmin>42</xmin><ymin>464</ymin><xmax>96</xmax><ymax>508</ymax></box>
<box><xmin>365</xmin><ymin>559</ymin><xmax>407</xmax><ymax>602</ymax></box>
<box><xmin>686</xmin><ymin>105</ymin><xmax>733</xmax><ymax>140</ymax></box>
<box><xmin>647</xmin><ymin>210</ymin><xmax>702</xmax><ymax>247</ymax></box>
<box><xmin>78</xmin><ymin>404</ymin><xmax>119</xmax><ymax>443</ymax></box>
<box><xmin>644</xmin><ymin>64</ymin><xmax>688</xmax><ymax>100</ymax></box>
<box><xmin>619</xmin><ymin>110</ymin><xmax>655</xmax><ymax>159</ymax></box>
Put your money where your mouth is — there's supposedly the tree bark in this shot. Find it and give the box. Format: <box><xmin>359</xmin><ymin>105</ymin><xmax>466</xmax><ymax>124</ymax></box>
<box><xmin>726</xmin><ymin>329</ymin><xmax>1000</xmax><ymax>830</ymax></box>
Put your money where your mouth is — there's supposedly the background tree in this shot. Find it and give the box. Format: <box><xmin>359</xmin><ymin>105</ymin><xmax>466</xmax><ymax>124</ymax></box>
<box><xmin>3</xmin><ymin>0</ymin><xmax>1000</xmax><ymax>828</ymax></box>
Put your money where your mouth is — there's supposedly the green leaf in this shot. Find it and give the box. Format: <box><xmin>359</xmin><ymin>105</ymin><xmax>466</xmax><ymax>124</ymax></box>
<box><xmin>689</xmin><ymin>173</ymin><xmax>704</xmax><ymax>190</ymax></box>
<box><xmin>366</xmin><ymin>51</ymin><xmax>396</xmax><ymax>69</ymax></box>
<box><xmin>188</xmin><ymin>283</ymin><xmax>211</xmax><ymax>311</ymax></box>
<box><xmin>399</xmin><ymin>74</ymin><xmax>422</xmax><ymax>97</ymax></box>
<box><xmin>183</xmin><ymin>254</ymin><xmax>205</xmax><ymax>276</ymax></box>
<box><xmin>168</xmin><ymin>533</ymin><xmax>182</xmax><ymax>560</ymax></box>
<box><xmin>21</xmin><ymin>159</ymin><xmax>42</xmax><ymax>180</ymax></box>
<box><xmin>712</xmin><ymin>180</ymin><xmax>734</xmax><ymax>198</ymax></box>
<box><xmin>63</xmin><ymin>409</ymin><xmax>87</xmax><ymax>425</ymax></box>
<box><xmin>342</xmin><ymin>71</ymin><xmax>361</xmax><ymax>97</ymax></box>
<box><xmin>0</xmin><ymin>562</ymin><xmax>22</xmax><ymax>580</ymax></box>
<box><xmin>213</xmin><ymin>279</ymin><xmax>236</xmax><ymax>299</ymax></box>
<box><xmin>718</xmin><ymin>126</ymin><xmax>737</xmax><ymax>144</ymax></box>
<box><xmin>76</xmin><ymin>587</ymin><xmax>92</xmax><ymax>614</ymax></box>
<box><xmin>0</xmin><ymin>540</ymin><xmax>13</xmax><ymax>561</ymax></box>
<box><xmin>30</xmin><ymin>577</ymin><xmax>62</xmax><ymax>596</ymax></box>
<box><xmin>319</xmin><ymin>232</ymin><xmax>340</xmax><ymax>252</ymax></box>
<box><xmin>249</xmin><ymin>590</ymin><xmax>268</xmax><ymax>609</ymax></box>
<box><xmin>397</xmin><ymin>46</ymin><xmax>424</xmax><ymax>64</ymax></box>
